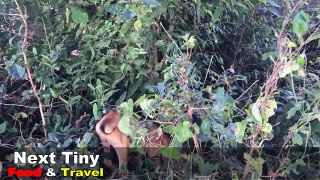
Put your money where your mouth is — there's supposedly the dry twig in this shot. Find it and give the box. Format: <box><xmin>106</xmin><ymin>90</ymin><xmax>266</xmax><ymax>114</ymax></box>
<box><xmin>260</xmin><ymin>2</ymin><xmax>301</xmax><ymax>116</ymax></box>
<box><xmin>242</xmin><ymin>2</ymin><xmax>302</xmax><ymax>179</ymax></box>
<box><xmin>14</xmin><ymin>0</ymin><xmax>47</xmax><ymax>137</ymax></box>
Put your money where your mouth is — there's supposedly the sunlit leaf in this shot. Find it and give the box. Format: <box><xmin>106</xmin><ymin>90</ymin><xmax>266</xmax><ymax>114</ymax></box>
<box><xmin>296</xmin><ymin>56</ymin><xmax>305</xmax><ymax>65</ymax></box>
<box><xmin>71</xmin><ymin>7</ymin><xmax>88</xmax><ymax>23</ymax></box>
<box><xmin>262</xmin><ymin>123</ymin><xmax>273</xmax><ymax>134</ymax></box>
<box><xmin>292</xmin><ymin>11</ymin><xmax>310</xmax><ymax>36</ymax></box>
<box><xmin>235</xmin><ymin>120</ymin><xmax>247</xmax><ymax>143</ymax></box>
<box><xmin>252</xmin><ymin>103</ymin><xmax>262</xmax><ymax>124</ymax></box>
<box><xmin>306</xmin><ymin>32</ymin><xmax>320</xmax><ymax>42</ymax></box>
<box><xmin>173</xmin><ymin>121</ymin><xmax>193</xmax><ymax>143</ymax></box>
<box><xmin>288</xmin><ymin>41</ymin><xmax>297</xmax><ymax>47</ymax></box>
<box><xmin>118</xmin><ymin>115</ymin><xmax>131</xmax><ymax>135</ymax></box>
<box><xmin>212</xmin><ymin>7</ymin><xmax>221</xmax><ymax>23</ymax></box>
<box><xmin>15</xmin><ymin>112</ymin><xmax>28</xmax><ymax>119</ymax></box>
<box><xmin>264</xmin><ymin>99</ymin><xmax>277</xmax><ymax>119</ymax></box>
<box><xmin>292</xmin><ymin>133</ymin><xmax>303</xmax><ymax>145</ymax></box>
<box><xmin>186</xmin><ymin>36</ymin><xmax>196</xmax><ymax>48</ymax></box>
<box><xmin>279</xmin><ymin>61</ymin><xmax>300</xmax><ymax>78</ymax></box>
<box><xmin>93</xmin><ymin>103</ymin><xmax>98</xmax><ymax>120</ymax></box>
<box><xmin>134</xmin><ymin>19</ymin><xmax>142</xmax><ymax>30</ymax></box>
<box><xmin>79</xmin><ymin>132</ymin><xmax>93</xmax><ymax>147</ymax></box>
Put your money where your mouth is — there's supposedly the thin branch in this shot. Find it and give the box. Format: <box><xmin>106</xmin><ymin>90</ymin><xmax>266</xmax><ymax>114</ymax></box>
<box><xmin>0</xmin><ymin>103</ymin><xmax>39</xmax><ymax>109</ymax></box>
<box><xmin>0</xmin><ymin>12</ymin><xmax>21</xmax><ymax>16</ymax></box>
<box><xmin>14</xmin><ymin>0</ymin><xmax>48</xmax><ymax>137</ymax></box>
<box><xmin>236</xmin><ymin>80</ymin><xmax>259</xmax><ymax>101</ymax></box>
<box><xmin>203</xmin><ymin>55</ymin><xmax>214</xmax><ymax>86</ymax></box>
<box><xmin>159</xmin><ymin>22</ymin><xmax>183</xmax><ymax>55</ymax></box>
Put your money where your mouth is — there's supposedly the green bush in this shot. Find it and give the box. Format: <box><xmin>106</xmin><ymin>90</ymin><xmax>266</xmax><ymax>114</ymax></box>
<box><xmin>0</xmin><ymin>0</ymin><xmax>319</xmax><ymax>179</ymax></box>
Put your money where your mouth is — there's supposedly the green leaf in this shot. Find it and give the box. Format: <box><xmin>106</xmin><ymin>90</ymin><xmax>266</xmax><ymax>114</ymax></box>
<box><xmin>264</xmin><ymin>99</ymin><xmax>277</xmax><ymax>119</ymax></box>
<box><xmin>287</xmin><ymin>105</ymin><xmax>300</xmax><ymax>119</ymax></box>
<box><xmin>306</xmin><ymin>32</ymin><xmax>320</xmax><ymax>43</ymax></box>
<box><xmin>135</xmin><ymin>94</ymin><xmax>146</xmax><ymax>105</ymax></box>
<box><xmin>289</xmin><ymin>125</ymin><xmax>298</xmax><ymax>133</ymax></box>
<box><xmin>173</xmin><ymin>121</ymin><xmax>193</xmax><ymax>143</ymax></box>
<box><xmin>163</xmin><ymin>125</ymin><xmax>174</xmax><ymax>134</ymax></box>
<box><xmin>119</xmin><ymin>99</ymin><xmax>134</xmax><ymax>116</ymax></box>
<box><xmin>266</xmin><ymin>7</ymin><xmax>282</xmax><ymax>17</ymax></box>
<box><xmin>159</xmin><ymin>147</ymin><xmax>181</xmax><ymax>159</ymax></box>
<box><xmin>127</xmin><ymin>80</ymin><xmax>141</xmax><ymax>99</ymax></box>
<box><xmin>93</xmin><ymin>103</ymin><xmax>98</xmax><ymax>120</ymax></box>
<box><xmin>186</xmin><ymin>36</ymin><xmax>196</xmax><ymax>48</ymax></box>
<box><xmin>147</xmin><ymin>99</ymin><xmax>157</xmax><ymax>109</ymax></box>
<box><xmin>279</xmin><ymin>61</ymin><xmax>300</xmax><ymax>78</ymax></box>
<box><xmin>311</xmin><ymin>121</ymin><xmax>320</xmax><ymax>134</ymax></box>
<box><xmin>0</xmin><ymin>161</ymin><xmax>2</xmax><ymax>176</ymax></box>
<box><xmin>96</xmin><ymin>79</ymin><xmax>103</xmax><ymax>96</ymax></box>
<box><xmin>235</xmin><ymin>120</ymin><xmax>247</xmax><ymax>143</ymax></box>
<box><xmin>83</xmin><ymin>133</ymin><xmax>93</xmax><ymax>146</ymax></box>
<box><xmin>15</xmin><ymin>112</ymin><xmax>28</xmax><ymax>119</ymax></box>
<box><xmin>243</xmin><ymin>153</ymin><xmax>265</xmax><ymax>176</ymax></box>
<box><xmin>296</xmin><ymin>56</ymin><xmax>305</xmax><ymax>66</ymax></box>
<box><xmin>267</xmin><ymin>0</ymin><xmax>281</xmax><ymax>7</ymax></box>
<box><xmin>262</xmin><ymin>123</ymin><xmax>273</xmax><ymax>134</ymax></box>
<box><xmin>69</xmin><ymin>95</ymin><xmax>81</xmax><ymax>106</ymax></box>
<box><xmin>252</xmin><ymin>103</ymin><xmax>262</xmax><ymax>124</ymax></box>
<box><xmin>120</xmin><ymin>19</ymin><xmax>135</xmax><ymax>35</ymax></box>
<box><xmin>106</xmin><ymin>4</ymin><xmax>125</xmax><ymax>14</ymax></box>
<box><xmin>120</xmin><ymin>63</ymin><xmax>126</xmax><ymax>72</ymax></box>
<box><xmin>201</xmin><ymin>120</ymin><xmax>211</xmax><ymax>135</ymax></box>
<box><xmin>78</xmin><ymin>132</ymin><xmax>93</xmax><ymax>148</ymax></box>
<box><xmin>212</xmin><ymin>7</ymin><xmax>221</xmax><ymax>23</ymax></box>
<box><xmin>262</xmin><ymin>51</ymin><xmax>278</xmax><ymax>60</ymax></box>
<box><xmin>292</xmin><ymin>11</ymin><xmax>310</xmax><ymax>36</ymax></box>
<box><xmin>156</xmin><ymin>82</ymin><xmax>166</xmax><ymax>96</ymax></box>
<box><xmin>118</xmin><ymin>115</ymin><xmax>131</xmax><ymax>135</ymax></box>
<box><xmin>292</xmin><ymin>133</ymin><xmax>303</xmax><ymax>145</ymax></box>
<box><xmin>71</xmin><ymin>7</ymin><xmax>88</xmax><ymax>23</ymax></box>
<box><xmin>32</xmin><ymin>47</ymin><xmax>38</xmax><ymax>56</ymax></box>
<box><xmin>201</xmin><ymin>162</ymin><xmax>219</xmax><ymax>176</ymax></box>
<box><xmin>134</xmin><ymin>19</ymin><xmax>142</xmax><ymax>30</ymax></box>
<box><xmin>288</xmin><ymin>41</ymin><xmax>297</xmax><ymax>47</ymax></box>
<box><xmin>116</xmin><ymin>91</ymin><xmax>127</xmax><ymax>106</ymax></box>
<box><xmin>0</xmin><ymin>121</ymin><xmax>6</xmax><ymax>134</ymax></box>
<box><xmin>140</xmin><ymin>99</ymin><xmax>148</xmax><ymax>111</ymax></box>
<box><xmin>9</xmin><ymin>63</ymin><xmax>25</xmax><ymax>79</ymax></box>
<box><xmin>88</xmin><ymin>84</ymin><xmax>95</xmax><ymax>93</ymax></box>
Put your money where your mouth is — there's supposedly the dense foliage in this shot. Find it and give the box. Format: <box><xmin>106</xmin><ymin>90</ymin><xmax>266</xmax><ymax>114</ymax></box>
<box><xmin>0</xmin><ymin>0</ymin><xmax>319</xmax><ymax>179</ymax></box>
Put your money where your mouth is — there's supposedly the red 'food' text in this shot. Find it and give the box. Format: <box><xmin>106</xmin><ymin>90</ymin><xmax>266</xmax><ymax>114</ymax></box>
<box><xmin>8</xmin><ymin>167</ymin><xmax>42</xmax><ymax>177</ymax></box>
